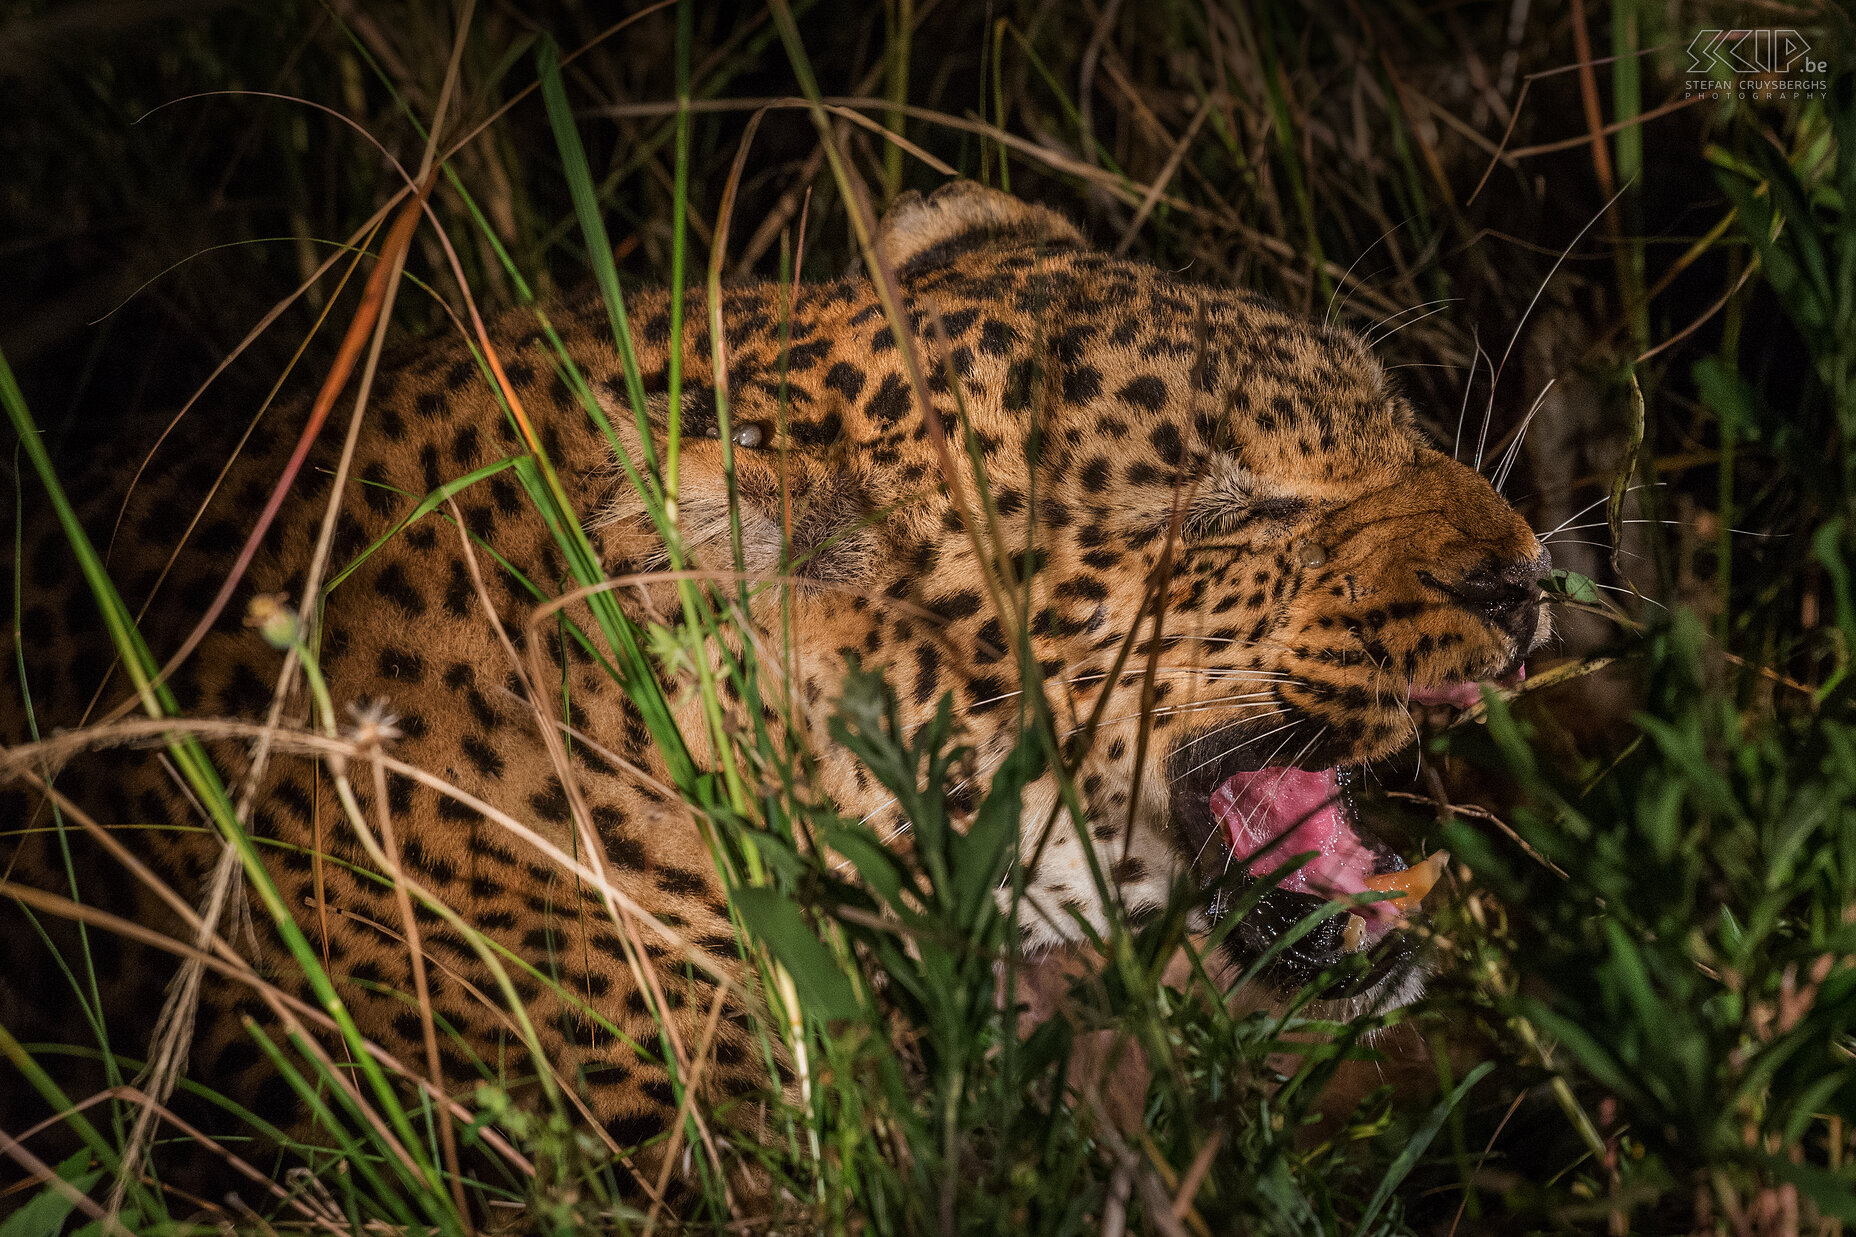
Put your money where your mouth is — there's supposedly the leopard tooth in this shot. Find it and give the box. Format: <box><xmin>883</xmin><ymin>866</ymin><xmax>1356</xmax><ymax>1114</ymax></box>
<box><xmin>1341</xmin><ymin>913</ymin><xmax>1366</xmax><ymax>953</ymax></box>
<box><xmin>1361</xmin><ymin>850</ymin><xmax>1449</xmax><ymax>904</ymax></box>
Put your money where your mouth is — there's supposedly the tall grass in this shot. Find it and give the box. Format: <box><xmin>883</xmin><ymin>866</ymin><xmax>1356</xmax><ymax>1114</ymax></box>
<box><xmin>3</xmin><ymin>1</ymin><xmax>1855</xmax><ymax>1233</ymax></box>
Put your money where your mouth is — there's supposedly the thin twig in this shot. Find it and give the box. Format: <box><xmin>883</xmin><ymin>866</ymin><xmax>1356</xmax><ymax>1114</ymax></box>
<box><xmin>1114</xmin><ymin>98</ymin><xmax>1210</xmax><ymax>255</ymax></box>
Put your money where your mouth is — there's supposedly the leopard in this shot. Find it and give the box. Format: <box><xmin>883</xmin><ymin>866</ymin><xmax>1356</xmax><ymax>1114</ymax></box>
<box><xmin>0</xmin><ymin>181</ymin><xmax>1549</xmax><ymax>1195</ymax></box>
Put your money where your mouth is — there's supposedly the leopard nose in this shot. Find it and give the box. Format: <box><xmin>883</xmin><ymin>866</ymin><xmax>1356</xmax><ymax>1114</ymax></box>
<box><xmin>1445</xmin><ymin>549</ymin><xmax>1550</xmax><ymax>639</ymax></box>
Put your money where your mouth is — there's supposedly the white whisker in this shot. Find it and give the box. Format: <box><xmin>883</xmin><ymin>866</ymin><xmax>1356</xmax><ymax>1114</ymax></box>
<box><xmin>1538</xmin><ymin>483</ymin><xmax>1663</xmax><ymax>540</ymax></box>
<box><xmin>1491</xmin><ymin>378</ymin><xmax>1554</xmax><ymax>493</ymax></box>
<box><xmin>1093</xmin><ymin>700</ymin><xmax>1291</xmax><ymax>734</ymax></box>
<box><xmin>1173</xmin><ymin>716</ymin><xmax>1309</xmax><ymax>782</ymax></box>
<box><xmin>1481</xmin><ymin>180</ymin><xmax>1632</xmax><ymax>470</ymax></box>
<box><xmin>1327</xmin><ymin>216</ymin><xmax>1418</xmax><ymax>330</ymax></box>
<box><xmin>1366</xmin><ymin>301</ymin><xmax>1458</xmax><ymax>350</ymax></box>
<box><xmin>1454</xmin><ymin>328</ymin><xmax>1487</xmax><ymax>464</ymax></box>
<box><xmin>1542</xmin><ymin>539</ymin><xmax>1648</xmax><ymax>561</ymax></box>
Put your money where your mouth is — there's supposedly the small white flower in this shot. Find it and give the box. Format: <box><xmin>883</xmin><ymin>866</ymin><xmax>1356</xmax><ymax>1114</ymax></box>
<box><xmin>344</xmin><ymin>697</ymin><xmax>403</xmax><ymax>749</ymax></box>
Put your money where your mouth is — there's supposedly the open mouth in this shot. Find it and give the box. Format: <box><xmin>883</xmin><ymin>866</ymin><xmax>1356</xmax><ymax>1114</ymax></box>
<box><xmin>1212</xmin><ymin>766</ymin><xmax>1447</xmax><ymax>948</ymax></box>
<box><xmin>1186</xmin><ymin>665</ymin><xmax>1521</xmax><ymax>999</ymax></box>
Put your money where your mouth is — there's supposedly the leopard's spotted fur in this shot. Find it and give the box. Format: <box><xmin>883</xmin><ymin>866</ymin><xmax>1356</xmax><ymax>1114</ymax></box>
<box><xmin>0</xmin><ymin>183</ymin><xmax>1546</xmax><ymax>1180</ymax></box>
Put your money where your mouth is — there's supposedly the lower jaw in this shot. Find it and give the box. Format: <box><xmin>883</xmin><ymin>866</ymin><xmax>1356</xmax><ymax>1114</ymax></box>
<box><xmin>1193</xmin><ymin>763</ymin><xmax>1447</xmax><ymax>1005</ymax></box>
<box><xmin>1213</xmin><ymin>880</ymin><xmax>1426</xmax><ymax>997</ymax></box>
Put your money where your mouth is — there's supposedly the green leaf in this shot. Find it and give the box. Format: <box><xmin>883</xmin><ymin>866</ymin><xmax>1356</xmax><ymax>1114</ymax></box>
<box><xmin>1544</xmin><ymin>568</ymin><xmax>1604</xmax><ymax>605</ymax></box>
<box><xmin>1761</xmin><ymin>1153</ymin><xmax>1856</xmax><ymax>1222</ymax></box>
<box><xmin>1478</xmin><ymin>685</ymin><xmax>1538</xmax><ymax>781</ymax></box>
<box><xmin>1349</xmin><ymin>1062</ymin><xmax>1493</xmax><ymax>1237</ymax></box>
<box><xmin>732</xmin><ymin>886</ymin><xmax>861</xmax><ymax>1021</ymax></box>
<box><xmin>1600</xmin><ymin>919</ymin><xmax>1669</xmax><ymax>1062</ymax></box>
<box><xmin>821</xmin><ymin>820</ymin><xmax>909</xmax><ymax>911</ymax></box>
<box><xmin>535</xmin><ymin>36</ymin><xmax>658</xmax><ymax>482</ymax></box>
<box><xmin>324</xmin><ymin>454</ymin><xmax>522</xmax><ymax>593</ymax></box>
<box><xmin>1518</xmin><ymin>1000</ymin><xmax>1649</xmax><ymax>1111</ymax></box>
<box><xmin>955</xmin><ymin>726</ymin><xmax>1044</xmax><ymax>932</ymax></box>
<box><xmin>1749</xmin><ymin>135</ymin><xmax>1834</xmax><ymax>313</ymax></box>
<box><xmin>0</xmin><ymin>1150</ymin><xmax>102</xmax><ymax>1237</ymax></box>
<box><xmin>1693</xmin><ymin>355</ymin><xmax>1761</xmax><ymax>442</ymax></box>
<box><xmin>1813</xmin><ymin>520</ymin><xmax>1856</xmax><ymax>682</ymax></box>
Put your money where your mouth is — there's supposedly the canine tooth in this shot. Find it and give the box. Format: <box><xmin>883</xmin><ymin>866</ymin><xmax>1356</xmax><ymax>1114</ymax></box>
<box><xmin>1341</xmin><ymin>914</ymin><xmax>1366</xmax><ymax>953</ymax></box>
<box><xmin>1361</xmin><ymin>851</ymin><xmax>1449</xmax><ymax>904</ymax></box>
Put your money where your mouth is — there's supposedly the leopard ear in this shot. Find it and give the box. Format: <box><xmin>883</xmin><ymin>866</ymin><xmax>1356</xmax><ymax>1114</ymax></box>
<box><xmin>874</xmin><ymin>180</ymin><xmax>1085</xmax><ymax>277</ymax></box>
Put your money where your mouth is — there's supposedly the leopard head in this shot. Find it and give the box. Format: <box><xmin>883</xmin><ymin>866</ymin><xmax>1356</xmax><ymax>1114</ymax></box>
<box><xmin>588</xmin><ymin>182</ymin><xmax>1549</xmax><ymax>1013</ymax></box>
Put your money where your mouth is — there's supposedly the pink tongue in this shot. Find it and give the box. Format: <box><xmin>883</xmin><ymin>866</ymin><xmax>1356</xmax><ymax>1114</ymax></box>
<box><xmin>1408</xmin><ymin>681</ymin><xmax>1483</xmax><ymax>709</ymax></box>
<box><xmin>1409</xmin><ymin>663</ymin><xmax>1525</xmax><ymax>709</ymax></box>
<box><xmin>1211</xmin><ymin>767</ymin><xmax>1395</xmax><ymax>920</ymax></box>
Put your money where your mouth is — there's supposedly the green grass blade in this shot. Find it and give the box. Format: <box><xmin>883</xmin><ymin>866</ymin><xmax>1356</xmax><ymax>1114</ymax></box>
<box><xmin>1349</xmin><ymin>1061</ymin><xmax>1492</xmax><ymax>1236</ymax></box>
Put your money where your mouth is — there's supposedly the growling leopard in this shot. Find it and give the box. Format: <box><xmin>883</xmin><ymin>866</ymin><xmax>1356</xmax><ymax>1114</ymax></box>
<box><xmin>0</xmin><ymin>183</ymin><xmax>1548</xmax><ymax>1185</ymax></box>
